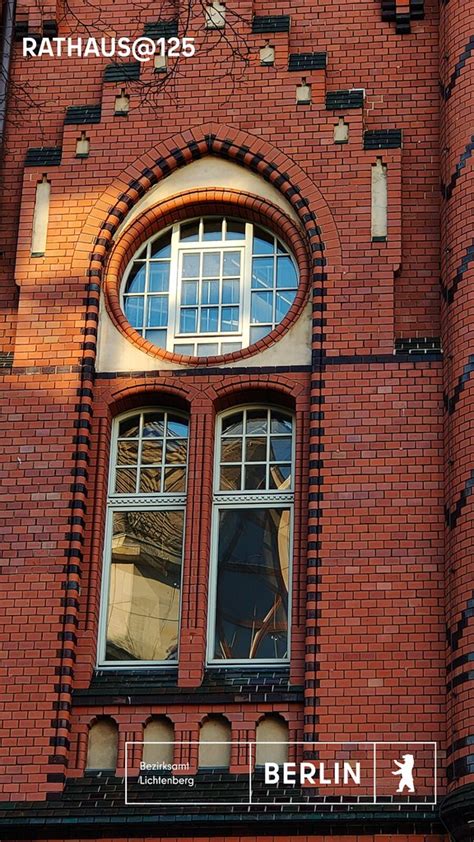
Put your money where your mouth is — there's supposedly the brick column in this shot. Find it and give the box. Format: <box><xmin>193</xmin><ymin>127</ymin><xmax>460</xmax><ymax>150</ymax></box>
<box><xmin>440</xmin><ymin>0</ymin><xmax>474</xmax><ymax>830</ymax></box>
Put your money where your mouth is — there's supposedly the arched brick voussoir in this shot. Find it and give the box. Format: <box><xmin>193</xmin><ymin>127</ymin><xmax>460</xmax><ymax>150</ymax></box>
<box><xmin>95</xmin><ymin>379</ymin><xmax>201</xmax><ymax>420</ymax></box>
<box><xmin>212</xmin><ymin>375</ymin><xmax>306</xmax><ymax>404</ymax></box>
<box><xmin>73</xmin><ymin>122</ymin><xmax>342</xmax><ymax>277</ymax></box>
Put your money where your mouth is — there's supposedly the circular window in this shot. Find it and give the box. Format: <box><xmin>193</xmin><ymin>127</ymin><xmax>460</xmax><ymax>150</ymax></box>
<box><xmin>120</xmin><ymin>216</ymin><xmax>299</xmax><ymax>358</ymax></box>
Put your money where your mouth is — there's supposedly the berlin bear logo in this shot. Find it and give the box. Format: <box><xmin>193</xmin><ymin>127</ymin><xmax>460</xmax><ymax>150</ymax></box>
<box><xmin>392</xmin><ymin>753</ymin><xmax>415</xmax><ymax>793</ymax></box>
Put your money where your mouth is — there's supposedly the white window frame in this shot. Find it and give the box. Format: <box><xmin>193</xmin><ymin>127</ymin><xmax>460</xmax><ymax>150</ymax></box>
<box><xmin>97</xmin><ymin>408</ymin><xmax>188</xmax><ymax>668</ymax></box>
<box><xmin>207</xmin><ymin>405</ymin><xmax>295</xmax><ymax>667</ymax></box>
<box><xmin>120</xmin><ymin>217</ymin><xmax>299</xmax><ymax>358</ymax></box>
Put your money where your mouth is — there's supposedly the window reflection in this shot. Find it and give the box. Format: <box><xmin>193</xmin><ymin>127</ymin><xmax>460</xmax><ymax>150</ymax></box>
<box><xmin>212</xmin><ymin>406</ymin><xmax>294</xmax><ymax>663</ymax></box>
<box><xmin>101</xmin><ymin>410</ymin><xmax>188</xmax><ymax>665</ymax></box>
<box><xmin>106</xmin><ymin>510</ymin><xmax>184</xmax><ymax>662</ymax></box>
<box><xmin>214</xmin><ymin>507</ymin><xmax>290</xmax><ymax>660</ymax></box>
<box><xmin>219</xmin><ymin>408</ymin><xmax>292</xmax><ymax>492</ymax></box>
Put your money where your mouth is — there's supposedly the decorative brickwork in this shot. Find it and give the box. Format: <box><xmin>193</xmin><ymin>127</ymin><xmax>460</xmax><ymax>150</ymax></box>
<box><xmin>0</xmin><ymin>0</ymin><xmax>454</xmax><ymax>837</ymax></box>
<box><xmin>380</xmin><ymin>0</ymin><xmax>425</xmax><ymax>33</ymax></box>
<box><xmin>440</xmin><ymin>0</ymin><xmax>474</xmax><ymax>834</ymax></box>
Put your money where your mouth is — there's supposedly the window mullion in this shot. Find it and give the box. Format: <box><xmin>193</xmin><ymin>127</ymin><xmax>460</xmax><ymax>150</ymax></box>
<box><xmin>272</xmin><ymin>252</ymin><xmax>277</xmax><ymax>329</ymax></box>
<box><xmin>168</xmin><ymin>225</ymin><xmax>181</xmax><ymax>352</ymax></box>
<box><xmin>136</xmin><ymin>412</ymin><xmax>144</xmax><ymax>494</ymax></box>
<box><xmin>142</xmin><ymin>244</ymin><xmax>151</xmax><ymax>339</ymax></box>
<box><xmin>243</xmin><ymin>223</ymin><xmax>252</xmax><ymax>347</ymax></box>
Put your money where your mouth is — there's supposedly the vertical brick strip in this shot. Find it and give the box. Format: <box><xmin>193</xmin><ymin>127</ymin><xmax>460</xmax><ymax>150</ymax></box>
<box><xmin>441</xmin><ymin>0</ymin><xmax>474</xmax><ymax>794</ymax></box>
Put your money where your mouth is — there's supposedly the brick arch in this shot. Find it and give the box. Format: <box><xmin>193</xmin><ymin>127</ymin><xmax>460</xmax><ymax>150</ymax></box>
<box><xmin>142</xmin><ymin>713</ymin><xmax>175</xmax><ymax>729</ymax></box>
<box><xmin>87</xmin><ymin>714</ymin><xmax>118</xmax><ymax>730</ymax></box>
<box><xmin>99</xmin><ymin>379</ymin><xmax>200</xmax><ymax>420</ymax></box>
<box><xmin>256</xmin><ymin>711</ymin><xmax>288</xmax><ymax>727</ymax></box>
<box><xmin>76</xmin><ymin>122</ymin><xmax>341</xmax><ymax>372</ymax></box>
<box><xmin>199</xmin><ymin>712</ymin><xmax>232</xmax><ymax>727</ymax></box>
<box><xmin>76</xmin><ymin>122</ymin><xmax>341</xmax><ymax>271</ymax></box>
<box><xmin>212</xmin><ymin>376</ymin><xmax>305</xmax><ymax>414</ymax></box>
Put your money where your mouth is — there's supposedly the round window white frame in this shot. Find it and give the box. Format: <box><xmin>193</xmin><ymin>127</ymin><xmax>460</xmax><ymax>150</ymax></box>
<box><xmin>120</xmin><ymin>217</ymin><xmax>300</xmax><ymax>358</ymax></box>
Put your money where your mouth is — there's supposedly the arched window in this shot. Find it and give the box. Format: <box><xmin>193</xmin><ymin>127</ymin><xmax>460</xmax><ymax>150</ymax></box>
<box><xmin>208</xmin><ymin>406</ymin><xmax>294</xmax><ymax>662</ymax></box>
<box><xmin>86</xmin><ymin>718</ymin><xmax>118</xmax><ymax>771</ymax></box>
<box><xmin>255</xmin><ymin>714</ymin><xmax>289</xmax><ymax>765</ymax></box>
<box><xmin>121</xmin><ymin>217</ymin><xmax>299</xmax><ymax>357</ymax></box>
<box><xmin>143</xmin><ymin>716</ymin><xmax>174</xmax><ymax>765</ymax></box>
<box><xmin>99</xmin><ymin>409</ymin><xmax>188</xmax><ymax>664</ymax></box>
<box><xmin>198</xmin><ymin>715</ymin><xmax>232</xmax><ymax>768</ymax></box>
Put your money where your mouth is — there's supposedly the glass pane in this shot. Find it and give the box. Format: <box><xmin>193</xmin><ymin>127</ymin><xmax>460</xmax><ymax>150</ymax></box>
<box><xmin>276</xmin><ymin>290</ymin><xmax>296</xmax><ymax>322</ymax></box>
<box><xmin>124</xmin><ymin>296</ymin><xmax>144</xmax><ymax>330</ymax></box>
<box><xmin>251</xmin><ymin>291</ymin><xmax>273</xmax><ymax>324</ymax></box>
<box><xmin>144</xmin><ymin>329</ymin><xmax>167</xmax><ymax>348</ymax></box>
<box><xmin>182</xmin><ymin>253</ymin><xmax>200</xmax><ymax>278</ymax></box>
<box><xmin>246</xmin><ymin>410</ymin><xmax>268</xmax><ymax>435</ymax></box>
<box><xmin>115</xmin><ymin>468</ymin><xmax>137</xmax><ymax>494</ymax></box>
<box><xmin>277</xmin><ymin>239</ymin><xmax>289</xmax><ymax>255</ymax></box>
<box><xmin>149</xmin><ymin>262</ymin><xmax>170</xmax><ymax>292</ymax></box>
<box><xmin>180</xmin><ymin>221</ymin><xmax>199</xmax><ymax>242</ymax></box>
<box><xmin>222</xmin><ymin>342</ymin><xmax>242</xmax><ymax>353</ymax></box>
<box><xmin>134</xmin><ymin>244</ymin><xmax>146</xmax><ymax>259</ymax></box>
<box><xmin>167</xmin><ymin>416</ymin><xmax>189</xmax><ymax>438</ymax></box>
<box><xmin>203</xmin><ymin>218</ymin><xmax>223</xmax><ymax>240</ymax></box>
<box><xmin>165</xmin><ymin>439</ymin><xmax>187</xmax><ymax>464</ymax></box>
<box><xmin>119</xmin><ymin>416</ymin><xmax>140</xmax><ymax>438</ymax></box>
<box><xmin>197</xmin><ymin>342</ymin><xmax>219</xmax><ymax>356</ymax></box>
<box><xmin>226</xmin><ymin>219</ymin><xmax>245</xmax><ymax>240</ymax></box>
<box><xmin>174</xmin><ymin>343</ymin><xmax>194</xmax><ymax>356</ymax></box>
<box><xmin>213</xmin><ymin>508</ymin><xmax>290</xmax><ymax>659</ymax></box>
<box><xmin>269</xmin><ymin>436</ymin><xmax>292</xmax><ymax>462</ymax></box>
<box><xmin>271</xmin><ymin>411</ymin><xmax>292</xmax><ymax>434</ymax></box>
<box><xmin>150</xmin><ymin>231</ymin><xmax>171</xmax><ymax>258</ymax></box>
<box><xmin>223</xmin><ymin>251</ymin><xmax>241</xmax><ymax>276</ymax></box>
<box><xmin>220</xmin><ymin>437</ymin><xmax>242</xmax><ymax>463</ymax></box>
<box><xmin>181</xmin><ymin>280</ymin><xmax>198</xmax><ymax>305</ymax></box>
<box><xmin>222</xmin><ymin>279</ymin><xmax>240</xmax><ymax>304</ymax></box>
<box><xmin>139</xmin><ymin>467</ymin><xmax>162</xmax><ymax>493</ymax></box>
<box><xmin>180</xmin><ymin>308</ymin><xmax>197</xmax><ymax>334</ymax></box>
<box><xmin>143</xmin><ymin>413</ymin><xmax>165</xmax><ymax>438</ymax></box>
<box><xmin>250</xmin><ymin>325</ymin><xmax>271</xmax><ymax>344</ymax></box>
<box><xmin>203</xmin><ymin>252</ymin><xmax>220</xmax><ymax>278</ymax></box>
<box><xmin>221</xmin><ymin>307</ymin><xmax>239</xmax><ymax>332</ymax></box>
<box><xmin>269</xmin><ymin>464</ymin><xmax>292</xmax><ymax>490</ymax></box>
<box><xmin>253</xmin><ymin>227</ymin><xmax>275</xmax><ymax>255</ymax></box>
<box><xmin>106</xmin><ymin>510</ymin><xmax>184</xmax><ymax>661</ymax></box>
<box><xmin>147</xmin><ymin>296</ymin><xmax>168</xmax><ymax>328</ymax></box>
<box><xmin>245</xmin><ymin>437</ymin><xmax>267</xmax><ymax>462</ymax></box>
<box><xmin>141</xmin><ymin>441</ymin><xmax>163</xmax><ymax>465</ymax></box>
<box><xmin>222</xmin><ymin>412</ymin><xmax>243</xmax><ymax>436</ymax></box>
<box><xmin>200</xmin><ymin>307</ymin><xmax>219</xmax><ymax>333</ymax></box>
<box><xmin>219</xmin><ymin>465</ymin><xmax>241</xmax><ymax>491</ymax></box>
<box><xmin>244</xmin><ymin>463</ymin><xmax>266</xmax><ymax>490</ymax></box>
<box><xmin>117</xmin><ymin>440</ymin><xmax>139</xmax><ymax>466</ymax></box>
<box><xmin>124</xmin><ymin>262</ymin><xmax>146</xmax><ymax>294</ymax></box>
<box><xmin>164</xmin><ymin>466</ymin><xmax>186</xmax><ymax>492</ymax></box>
<box><xmin>276</xmin><ymin>256</ymin><xmax>298</xmax><ymax>288</ymax></box>
<box><xmin>202</xmin><ymin>279</ymin><xmax>219</xmax><ymax>305</ymax></box>
<box><xmin>252</xmin><ymin>258</ymin><xmax>274</xmax><ymax>289</ymax></box>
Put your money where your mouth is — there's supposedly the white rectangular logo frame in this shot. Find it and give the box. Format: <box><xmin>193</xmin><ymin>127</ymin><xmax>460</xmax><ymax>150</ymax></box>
<box><xmin>124</xmin><ymin>740</ymin><xmax>437</xmax><ymax>807</ymax></box>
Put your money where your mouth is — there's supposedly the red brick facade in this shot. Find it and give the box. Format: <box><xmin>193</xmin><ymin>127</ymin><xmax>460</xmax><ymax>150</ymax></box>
<box><xmin>0</xmin><ymin>0</ymin><xmax>472</xmax><ymax>837</ymax></box>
